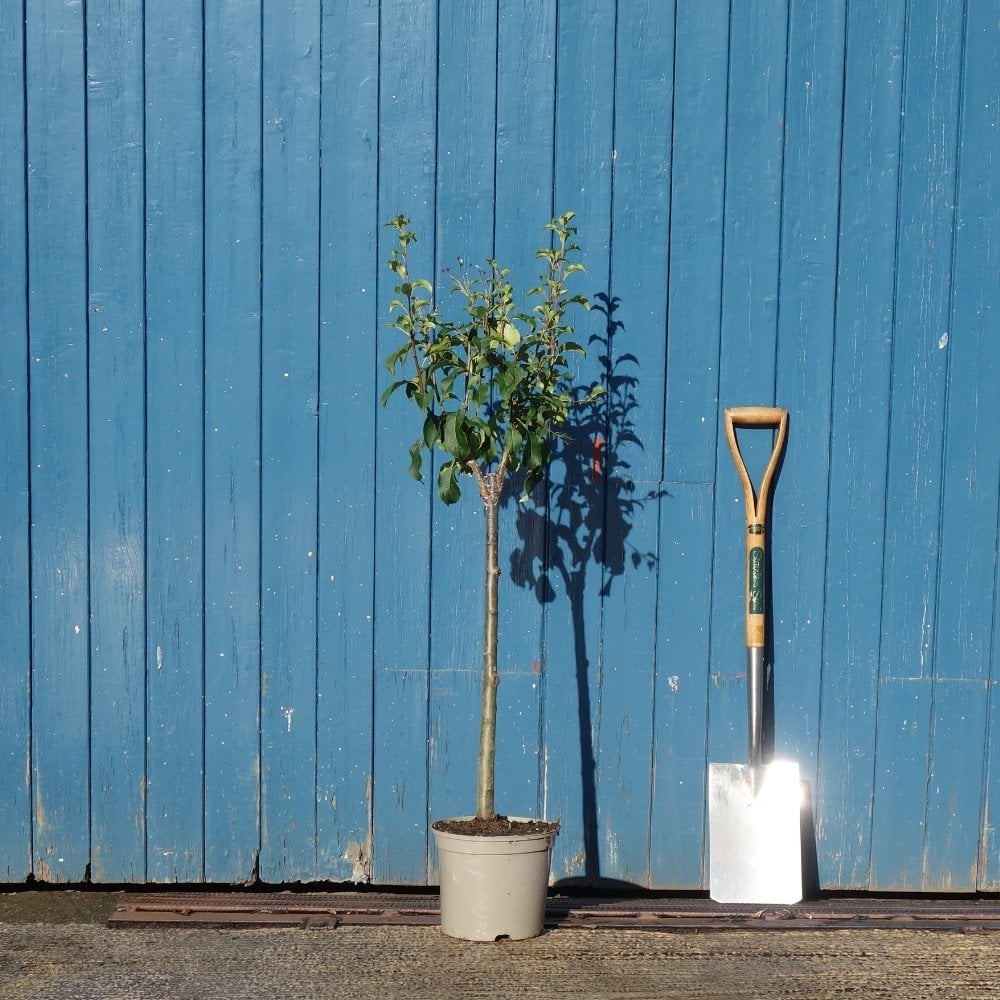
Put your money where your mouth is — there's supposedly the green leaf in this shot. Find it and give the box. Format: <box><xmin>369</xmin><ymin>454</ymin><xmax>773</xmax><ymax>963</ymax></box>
<box><xmin>466</xmin><ymin>419</ymin><xmax>490</xmax><ymax>455</ymax></box>
<box><xmin>380</xmin><ymin>379</ymin><xmax>409</xmax><ymax>406</ymax></box>
<box><xmin>500</xmin><ymin>321</ymin><xmax>521</xmax><ymax>348</ymax></box>
<box><xmin>470</xmin><ymin>381</ymin><xmax>491</xmax><ymax>408</ymax></box>
<box><xmin>384</xmin><ymin>345</ymin><xmax>411</xmax><ymax>373</ymax></box>
<box><xmin>411</xmin><ymin>389</ymin><xmax>433</xmax><ymax>411</ymax></box>
<box><xmin>442</xmin><ymin>411</ymin><xmax>469</xmax><ymax>458</ymax></box>
<box><xmin>439</xmin><ymin>371</ymin><xmax>460</xmax><ymax>399</ymax></box>
<box><xmin>523</xmin><ymin>465</ymin><xmax>544</xmax><ymax>498</ymax></box>
<box><xmin>422</xmin><ymin>413</ymin><xmax>440</xmax><ymax>448</ymax></box>
<box><xmin>526</xmin><ymin>433</ymin><xmax>549</xmax><ymax>470</ymax></box>
<box><xmin>437</xmin><ymin>461</ymin><xmax>462</xmax><ymax>504</ymax></box>
<box><xmin>408</xmin><ymin>440</ymin><xmax>424</xmax><ymax>482</ymax></box>
<box><xmin>505</xmin><ymin>424</ymin><xmax>523</xmax><ymax>456</ymax></box>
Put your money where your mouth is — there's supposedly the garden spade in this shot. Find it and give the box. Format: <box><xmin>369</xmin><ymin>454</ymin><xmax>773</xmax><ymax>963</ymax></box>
<box><xmin>708</xmin><ymin>406</ymin><xmax>802</xmax><ymax>905</ymax></box>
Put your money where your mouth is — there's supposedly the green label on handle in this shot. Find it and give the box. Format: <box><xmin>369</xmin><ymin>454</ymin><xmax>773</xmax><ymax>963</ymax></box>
<box><xmin>749</xmin><ymin>546</ymin><xmax>764</xmax><ymax>614</ymax></box>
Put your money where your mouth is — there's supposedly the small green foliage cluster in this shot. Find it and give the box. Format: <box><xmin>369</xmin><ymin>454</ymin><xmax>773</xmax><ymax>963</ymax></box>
<box><xmin>383</xmin><ymin>212</ymin><xmax>600</xmax><ymax>505</ymax></box>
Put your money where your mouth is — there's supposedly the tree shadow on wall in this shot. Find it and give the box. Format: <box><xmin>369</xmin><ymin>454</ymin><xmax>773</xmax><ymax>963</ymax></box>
<box><xmin>508</xmin><ymin>293</ymin><xmax>661</xmax><ymax>883</ymax></box>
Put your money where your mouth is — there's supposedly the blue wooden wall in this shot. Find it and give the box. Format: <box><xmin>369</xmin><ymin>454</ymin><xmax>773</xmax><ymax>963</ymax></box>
<box><xmin>0</xmin><ymin>0</ymin><xmax>997</xmax><ymax>892</ymax></box>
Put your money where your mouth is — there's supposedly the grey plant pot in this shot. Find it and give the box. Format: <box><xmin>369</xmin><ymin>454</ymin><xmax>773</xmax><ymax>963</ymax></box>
<box><xmin>432</xmin><ymin>818</ymin><xmax>558</xmax><ymax>941</ymax></box>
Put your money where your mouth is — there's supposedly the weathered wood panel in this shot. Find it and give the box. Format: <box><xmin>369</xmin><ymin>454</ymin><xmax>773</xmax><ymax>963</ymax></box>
<box><xmin>772</xmin><ymin>0</ymin><xmax>845</xmax><ymax>794</ymax></box>
<box><xmin>258</xmin><ymin>0</ymin><xmax>323</xmax><ymax>885</ymax></box>
<box><xmin>143</xmin><ymin>0</ymin><xmax>205</xmax><ymax>883</ymax></box>
<box><xmin>943</xmin><ymin>1</ymin><xmax>1000</xmax><ymax>892</ymax></box>
<box><xmin>870</xmin><ymin>0</ymin><xmax>964</xmax><ymax>891</ymax></box>
<box><xmin>372</xmin><ymin>0</ymin><xmax>438</xmax><ymax>886</ymax></box>
<box><xmin>0</xmin><ymin>0</ymin><xmax>32</xmax><ymax>881</ymax></box>
<box><xmin>203</xmin><ymin>0</ymin><xmax>263</xmax><ymax>883</ymax></box>
<box><xmin>815</xmin><ymin>0</ymin><xmax>905</xmax><ymax>890</ymax></box>
<box><xmin>591</xmin><ymin>0</ymin><xmax>673</xmax><ymax>887</ymax></box>
<box><xmin>0</xmin><ymin>0</ymin><xmax>996</xmax><ymax>892</ymax></box>
<box><xmin>87</xmin><ymin>0</ymin><xmax>147</xmax><ymax>883</ymax></box>
<box><xmin>544</xmin><ymin>0</ymin><xmax>618</xmax><ymax>885</ymax></box>
<box><xmin>316</xmin><ymin>0</ymin><xmax>380</xmax><ymax>885</ymax></box>
<box><xmin>26</xmin><ymin>0</ymin><xmax>92</xmax><ymax>883</ymax></box>
<box><xmin>652</xmin><ymin>0</ymin><xmax>731</xmax><ymax>890</ymax></box>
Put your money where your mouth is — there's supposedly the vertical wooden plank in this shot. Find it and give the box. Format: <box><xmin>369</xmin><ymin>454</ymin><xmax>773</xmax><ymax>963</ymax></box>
<box><xmin>374</xmin><ymin>670</ymin><xmax>432</xmax><ymax>881</ymax></box>
<box><xmin>963</xmin><ymin>5</ymin><xmax>1000</xmax><ymax>893</ymax></box>
<box><xmin>987</xmin><ymin>627</ymin><xmax>1000</xmax><ymax>888</ymax></box>
<box><xmin>662</xmin><ymin>0</ymin><xmax>728</xmax><ymax>486</ymax></box>
<box><xmin>25</xmin><ymin>0</ymin><xmax>91</xmax><ymax>883</ymax></box>
<box><xmin>869</xmin><ymin>675</ymin><xmax>933</xmax><ymax>891</ymax></box>
<box><xmin>495</xmin><ymin>0</ymin><xmax>556</xmax><ymax>275</ymax></box>
<box><xmin>869</xmin><ymin>0</ymin><xmax>964</xmax><ymax>891</ymax></box>
<box><xmin>0</xmin><ymin>0</ymin><xmax>33</xmax><ymax>881</ymax></box>
<box><xmin>372</xmin><ymin>0</ymin><xmax>438</xmax><ymax>885</ymax></box>
<box><xmin>203</xmin><ymin>0</ymin><xmax>263</xmax><ymax>883</ymax></box>
<box><xmin>544</xmin><ymin>0</ymin><xmax>616</xmax><ymax>885</ymax></box>
<box><xmin>715</xmin><ymin>0</ymin><xmax>788</xmax><ymax>396</ymax></box>
<box><xmin>426</xmin><ymin>0</ymin><xmax>498</xmax><ymax>837</ymax></box>
<box><xmin>594</xmin><ymin>0</ymin><xmax>673</xmax><ymax>886</ymax></box>
<box><xmin>932</xmin><ymin>3</ymin><xmax>1000</xmax><ymax>892</ymax></box>
<box><xmin>144</xmin><ymin>0</ymin><xmax>205</xmax><ymax>883</ymax></box>
<box><xmin>259</xmin><ymin>0</ymin><xmax>321</xmax><ymax>883</ymax></box>
<box><xmin>816</xmin><ymin>0</ymin><xmax>904</xmax><ymax>890</ymax></box>
<box><xmin>86</xmin><ymin>0</ymin><xmax>147</xmax><ymax>882</ymax></box>
<box><xmin>771</xmin><ymin>0</ymin><xmax>846</xmax><ymax>802</ymax></box>
<box><xmin>493</xmin><ymin>0</ymin><xmax>557</xmax><ymax>825</ymax></box>
<box><xmin>923</xmin><ymin>681</ymin><xmax>989</xmax><ymax>891</ymax></box>
<box><xmin>707</xmin><ymin>0</ymin><xmax>788</xmax><ymax>854</ymax></box>
<box><xmin>652</xmin><ymin>484</ymin><xmax>715</xmax><ymax>887</ymax></box>
<box><xmin>316</xmin><ymin>0</ymin><xmax>379</xmax><ymax>881</ymax></box>
<box><xmin>652</xmin><ymin>0</ymin><xmax>730</xmax><ymax>889</ymax></box>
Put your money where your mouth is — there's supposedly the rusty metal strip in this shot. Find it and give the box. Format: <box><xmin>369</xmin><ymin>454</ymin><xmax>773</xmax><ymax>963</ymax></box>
<box><xmin>108</xmin><ymin>892</ymin><xmax>1000</xmax><ymax>932</ymax></box>
<box><xmin>108</xmin><ymin>908</ymin><xmax>440</xmax><ymax>930</ymax></box>
<box><xmin>108</xmin><ymin>892</ymin><xmax>439</xmax><ymax>929</ymax></box>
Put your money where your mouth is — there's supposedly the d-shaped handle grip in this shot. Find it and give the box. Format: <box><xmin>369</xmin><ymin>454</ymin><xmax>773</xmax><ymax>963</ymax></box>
<box><xmin>724</xmin><ymin>406</ymin><xmax>788</xmax><ymax>649</ymax></box>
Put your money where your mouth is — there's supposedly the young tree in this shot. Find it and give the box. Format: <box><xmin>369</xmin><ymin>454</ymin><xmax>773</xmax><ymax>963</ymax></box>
<box><xmin>383</xmin><ymin>213</ymin><xmax>601</xmax><ymax>823</ymax></box>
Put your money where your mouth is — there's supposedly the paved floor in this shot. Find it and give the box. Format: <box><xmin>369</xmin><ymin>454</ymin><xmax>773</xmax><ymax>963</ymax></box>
<box><xmin>0</xmin><ymin>892</ymin><xmax>998</xmax><ymax>999</ymax></box>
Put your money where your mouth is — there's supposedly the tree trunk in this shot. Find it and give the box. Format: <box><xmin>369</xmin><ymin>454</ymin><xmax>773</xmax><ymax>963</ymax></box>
<box><xmin>476</xmin><ymin>489</ymin><xmax>501</xmax><ymax>820</ymax></box>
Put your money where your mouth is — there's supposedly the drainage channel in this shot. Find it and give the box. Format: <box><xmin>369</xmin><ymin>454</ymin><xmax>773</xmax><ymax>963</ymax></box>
<box><xmin>108</xmin><ymin>892</ymin><xmax>1000</xmax><ymax>933</ymax></box>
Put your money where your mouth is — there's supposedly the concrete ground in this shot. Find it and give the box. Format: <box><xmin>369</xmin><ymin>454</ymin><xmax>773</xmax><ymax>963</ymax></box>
<box><xmin>0</xmin><ymin>891</ymin><xmax>998</xmax><ymax>999</ymax></box>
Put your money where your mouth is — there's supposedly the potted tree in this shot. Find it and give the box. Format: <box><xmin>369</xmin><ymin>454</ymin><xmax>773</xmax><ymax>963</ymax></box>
<box><xmin>382</xmin><ymin>212</ymin><xmax>601</xmax><ymax>940</ymax></box>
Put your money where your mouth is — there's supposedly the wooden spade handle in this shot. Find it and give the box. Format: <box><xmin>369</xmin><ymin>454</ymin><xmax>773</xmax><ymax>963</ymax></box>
<box><xmin>724</xmin><ymin>405</ymin><xmax>789</xmax><ymax>428</ymax></box>
<box><xmin>724</xmin><ymin>407</ymin><xmax>788</xmax><ymax>649</ymax></box>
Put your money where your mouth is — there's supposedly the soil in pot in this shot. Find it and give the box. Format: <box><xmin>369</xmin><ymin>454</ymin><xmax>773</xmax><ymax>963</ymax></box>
<box><xmin>433</xmin><ymin>815</ymin><xmax>559</xmax><ymax>837</ymax></box>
